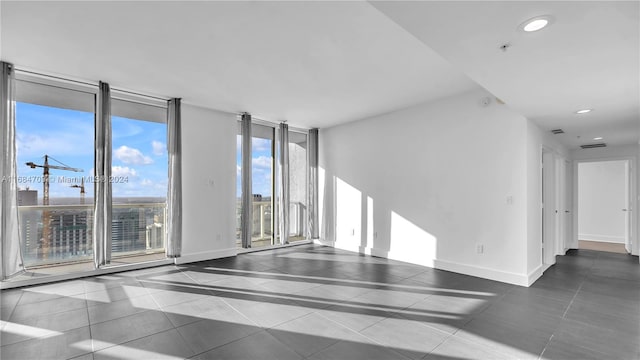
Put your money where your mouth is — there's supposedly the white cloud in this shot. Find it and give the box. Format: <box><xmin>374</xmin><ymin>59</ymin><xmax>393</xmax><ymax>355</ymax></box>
<box><xmin>152</xmin><ymin>141</ymin><xmax>165</xmax><ymax>156</ymax></box>
<box><xmin>114</xmin><ymin>146</ymin><xmax>153</xmax><ymax>165</ymax></box>
<box><xmin>141</xmin><ymin>179</ymin><xmax>153</xmax><ymax>186</ymax></box>
<box><xmin>252</xmin><ymin>156</ymin><xmax>272</xmax><ymax>169</ymax></box>
<box><xmin>112</xmin><ymin>166</ymin><xmax>137</xmax><ymax>178</ymax></box>
<box><xmin>17</xmin><ymin>129</ymin><xmax>93</xmax><ymax>159</ymax></box>
<box><xmin>253</xmin><ymin>138</ymin><xmax>271</xmax><ymax>152</ymax></box>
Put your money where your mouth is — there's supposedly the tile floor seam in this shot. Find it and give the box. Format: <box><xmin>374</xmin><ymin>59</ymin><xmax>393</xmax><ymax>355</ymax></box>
<box><xmin>85</xmin><ymin>290</ymin><xmax>152</xmax><ymax>308</ymax></box>
<box><xmin>540</xmin><ymin>330</ymin><xmax>615</xmax><ymax>360</ymax></box>
<box><xmin>561</xmin><ymin>281</ymin><xmax>585</xmax><ymax>319</ymax></box>
<box><xmin>180</xmin><ymin>323</ymin><xmax>263</xmax><ymax>358</ymax></box>
<box><xmin>265</xmin><ymin>326</ymin><xmax>339</xmax><ymax>359</ymax></box>
<box><xmin>536</xmin><ymin>332</ymin><xmax>555</xmax><ymax>360</ymax></box>
<box><xmin>13</xmin><ymin>292</ymin><xmax>65</xmax><ymax>307</ymax></box>
<box><xmin>85</xmin><ymin>302</ymin><xmax>95</xmax><ymax>355</ymax></box>
<box><xmin>311</xmin><ymin>308</ymin><xmax>387</xmax><ymax>347</ymax></box>
<box><xmin>217</xmin><ymin>296</ymin><xmax>264</xmax><ymax>328</ymax></box>
<box><xmin>88</xmin><ymin>307</ymin><xmax>156</xmax><ymax>327</ymax></box>
<box><xmin>8</xmin><ymin>299</ymin><xmax>89</xmax><ymax>324</ymax></box>
<box><xmin>423</xmin><ymin>331</ymin><xmax>455</xmax><ymax>359</ymax></box>
<box><xmin>392</xmin><ymin>304</ymin><xmax>460</xmax><ymax>338</ymax></box>
<box><xmin>92</xmin><ymin>327</ymin><xmax>191</xmax><ymax>359</ymax></box>
<box><xmin>0</xmin><ymin>292</ymin><xmax>21</xmax><ymax>322</ymax></box>
<box><xmin>267</xmin><ymin>307</ymin><xmax>316</xmax><ymax>329</ymax></box>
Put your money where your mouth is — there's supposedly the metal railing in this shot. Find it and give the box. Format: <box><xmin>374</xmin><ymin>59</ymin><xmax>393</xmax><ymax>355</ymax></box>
<box><xmin>18</xmin><ymin>202</ymin><xmax>167</xmax><ymax>268</ymax></box>
<box><xmin>236</xmin><ymin>200</ymin><xmax>307</xmax><ymax>246</ymax></box>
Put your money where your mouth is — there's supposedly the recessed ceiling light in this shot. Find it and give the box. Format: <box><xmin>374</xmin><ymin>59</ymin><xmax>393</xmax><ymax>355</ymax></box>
<box><xmin>593</xmin><ymin>137</ymin><xmax>603</xmax><ymax>140</ymax></box>
<box><xmin>520</xmin><ymin>15</ymin><xmax>554</xmax><ymax>32</ymax></box>
<box><xmin>575</xmin><ymin>109</ymin><xmax>592</xmax><ymax>114</ymax></box>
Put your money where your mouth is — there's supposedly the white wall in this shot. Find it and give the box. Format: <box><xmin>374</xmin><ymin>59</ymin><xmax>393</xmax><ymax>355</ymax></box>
<box><xmin>578</xmin><ymin>161</ymin><xmax>627</xmax><ymax>243</ymax></box>
<box><xmin>319</xmin><ymin>89</ymin><xmax>534</xmax><ymax>285</ymax></box>
<box><xmin>525</xmin><ymin>123</ymin><xmax>570</xmax><ymax>278</ymax></box>
<box><xmin>178</xmin><ymin>104</ymin><xmax>238</xmax><ymax>264</ymax></box>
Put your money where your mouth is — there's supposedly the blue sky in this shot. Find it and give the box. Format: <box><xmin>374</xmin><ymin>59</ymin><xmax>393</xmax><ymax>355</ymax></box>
<box><xmin>16</xmin><ymin>102</ymin><xmax>167</xmax><ymax>201</ymax></box>
<box><xmin>236</xmin><ymin>135</ymin><xmax>273</xmax><ymax>198</ymax></box>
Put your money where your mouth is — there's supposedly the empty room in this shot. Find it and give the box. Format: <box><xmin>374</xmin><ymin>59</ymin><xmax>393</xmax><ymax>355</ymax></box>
<box><xmin>1</xmin><ymin>1</ymin><xmax>639</xmax><ymax>359</ymax></box>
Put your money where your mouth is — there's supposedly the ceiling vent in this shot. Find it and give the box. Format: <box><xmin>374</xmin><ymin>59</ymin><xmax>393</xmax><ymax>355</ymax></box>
<box><xmin>580</xmin><ymin>143</ymin><xmax>607</xmax><ymax>149</ymax></box>
<box><xmin>550</xmin><ymin>129</ymin><xmax>564</xmax><ymax>134</ymax></box>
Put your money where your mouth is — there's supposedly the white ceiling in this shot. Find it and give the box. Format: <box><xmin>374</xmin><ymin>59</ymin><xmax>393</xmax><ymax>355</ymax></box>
<box><xmin>1</xmin><ymin>1</ymin><xmax>638</xmax><ymax>149</ymax></box>
<box><xmin>0</xmin><ymin>1</ymin><xmax>477</xmax><ymax>129</ymax></box>
<box><xmin>371</xmin><ymin>1</ymin><xmax>640</xmax><ymax>149</ymax></box>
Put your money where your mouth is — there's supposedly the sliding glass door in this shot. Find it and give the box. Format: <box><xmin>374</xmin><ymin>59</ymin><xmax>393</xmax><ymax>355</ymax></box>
<box><xmin>15</xmin><ymin>77</ymin><xmax>96</xmax><ymax>268</ymax></box>
<box><xmin>288</xmin><ymin>131</ymin><xmax>308</xmax><ymax>242</ymax></box>
<box><xmin>236</xmin><ymin>118</ymin><xmax>310</xmax><ymax>249</ymax></box>
<box><xmin>12</xmin><ymin>72</ymin><xmax>169</xmax><ymax>274</ymax></box>
<box><xmin>110</xmin><ymin>96</ymin><xmax>168</xmax><ymax>263</ymax></box>
<box><xmin>250</xmin><ymin>124</ymin><xmax>275</xmax><ymax>248</ymax></box>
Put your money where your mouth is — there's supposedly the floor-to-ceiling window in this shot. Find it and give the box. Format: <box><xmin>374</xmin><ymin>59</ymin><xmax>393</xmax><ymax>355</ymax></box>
<box><xmin>251</xmin><ymin>124</ymin><xmax>275</xmax><ymax>248</ymax></box>
<box><xmin>15</xmin><ymin>76</ymin><xmax>96</xmax><ymax>268</ymax></box>
<box><xmin>288</xmin><ymin>131</ymin><xmax>308</xmax><ymax>242</ymax></box>
<box><xmin>110</xmin><ymin>95</ymin><xmax>168</xmax><ymax>262</ymax></box>
<box><xmin>10</xmin><ymin>72</ymin><xmax>170</xmax><ymax>277</ymax></box>
<box><xmin>236</xmin><ymin>118</ymin><xmax>310</xmax><ymax>249</ymax></box>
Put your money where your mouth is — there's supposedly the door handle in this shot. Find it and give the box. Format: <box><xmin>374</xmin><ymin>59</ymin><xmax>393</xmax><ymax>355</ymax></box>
<box><xmin>622</xmin><ymin>209</ymin><xmax>628</xmax><ymax>212</ymax></box>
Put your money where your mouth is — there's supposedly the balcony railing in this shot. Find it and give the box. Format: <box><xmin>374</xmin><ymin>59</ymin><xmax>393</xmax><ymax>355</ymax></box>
<box><xmin>18</xmin><ymin>202</ymin><xmax>166</xmax><ymax>268</ymax></box>
<box><xmin>236</xmin><ymin>200</ymin><xmax>307</xmax><ymax>247</ymax></box>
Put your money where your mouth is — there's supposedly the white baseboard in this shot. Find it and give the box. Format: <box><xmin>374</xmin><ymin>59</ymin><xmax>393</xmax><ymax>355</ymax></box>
<box><xmin>174</xmin><ymin>248</ymin><xmax>237</xmax><ymax>265</ymax></box>
<box><xmin>314</xmin><ymin>238</ymin><xmax>335</xmax><ymax>247</ymax></box>
<box><xmin>433</xmin><ymin>259</ymin><xmax>530</xmax><ymax>287</ymax></box>
<box><xmin>369</xmin><ymin>248</ymin><xmax>388</xmax><ymax>258</ymax></box>
<box><xmin>527</xmin><ymin>265</ymin><xmax>544</xmax><ymax>286</ymax></box>
<box><xmin>579</xmin><ymin>234</ymin><xmax>625</xmax><ymax>244</ymax></box>
<box><xmin>333</xmin><ymin>242</ymin><xmax>361</xmax><ymax>253</ymax></box>
<box><xmin>315</xmin><ymin>242</ymin><xmax>532</xmax><ymax>287</ymax></box>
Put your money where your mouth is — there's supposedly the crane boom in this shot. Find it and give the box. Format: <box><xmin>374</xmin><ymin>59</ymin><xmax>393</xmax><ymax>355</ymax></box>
<box><xmin>26</xmin><ymin>162</ymin><xmax>82</xmax><ymax>172</ymax></box>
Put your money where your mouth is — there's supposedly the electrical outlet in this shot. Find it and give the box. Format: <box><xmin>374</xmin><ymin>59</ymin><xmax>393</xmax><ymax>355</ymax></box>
<box><xmin>476</xmin><ymin>244</ymin><xmax>484</xmax><ymax>254</ymax></box>
<box><xmin>351</xmin><ymin>229</ymin><xmax>355</xmax><ymax>236</ymax></box>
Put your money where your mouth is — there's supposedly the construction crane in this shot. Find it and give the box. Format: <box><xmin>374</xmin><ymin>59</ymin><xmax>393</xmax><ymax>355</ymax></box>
<box><xmin>26</xmin><ymin>155</ymin><xmax>83</xmax><ymax>206</ymax></box>
<box><xmin>25</xmin><ymin>155</ymin><xmax>83</xmax><ymax>259</ymax></box>
<box><xmin>70</xmin><ymin>178</ymin><xmax>86</xmax><ymax>205</ymax></box>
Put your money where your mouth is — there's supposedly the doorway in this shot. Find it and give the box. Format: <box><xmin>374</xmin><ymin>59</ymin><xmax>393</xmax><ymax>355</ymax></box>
<box><xmin>542</xmin><ymin>149</ymin><xmax>570</xmax><ymax>268</ymax></box>
<box><xmin>577</xmin><ymin>160</ymin><xmax>632</xmax><ymax>254</ymax></box>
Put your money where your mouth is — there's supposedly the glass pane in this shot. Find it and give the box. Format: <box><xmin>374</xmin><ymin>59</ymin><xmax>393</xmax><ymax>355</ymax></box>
<box><xmin>251</xmin><ymin>124</ymin><xmax>274</xmax><ymax>248</ymax></box>
<box><xmin>15</xmin><ymin>81</ymin><xmax>95</xmax><ymax>268</ymax></box>
<box><xmin>288</xmin><ymin>131</ymin><xmax>307</xmax><ymax>241</ymax></box>
<box><xmin>111</xmin><ymin>99</ymin><xmax>167</xmax><ymax>262</ymax></box>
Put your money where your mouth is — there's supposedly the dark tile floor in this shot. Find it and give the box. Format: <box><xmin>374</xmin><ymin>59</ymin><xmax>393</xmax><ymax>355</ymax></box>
<box><xmin>1</xmin><ymin>244</ymin><xmax>638</xmax><ymax>360</ymax></box>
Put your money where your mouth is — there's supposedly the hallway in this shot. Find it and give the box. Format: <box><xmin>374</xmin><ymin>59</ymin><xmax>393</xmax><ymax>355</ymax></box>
<box><xmin>1</xmin><ymin>244</ymin><xmax>639</xmax><ymax>359</ymax></box>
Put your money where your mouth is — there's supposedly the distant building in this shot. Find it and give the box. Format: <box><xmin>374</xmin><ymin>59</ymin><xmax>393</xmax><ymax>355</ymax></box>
<box><xmin>18</xmin><ymin>189</ymin><xmax>37</xmax><ymax>206</ymax></box>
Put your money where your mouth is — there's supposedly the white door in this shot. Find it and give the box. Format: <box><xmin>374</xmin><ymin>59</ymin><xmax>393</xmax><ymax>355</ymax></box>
<box><xmin>624</xmin><ymin>161</ymin><xmax>632</xmax><ymax>253</ymax></box>
<box><xmin>542</xmin><ymin>150</ymin><xmax>556</xmax><ymax>266</ymax></box>
<box><xmin>564</xmin><ymin>160</ymin><xmax>573</xmax><ymax>251</ymax></box>
<box><xmin>555</xmin><ymin>156</ymin><xmax>567</xmax><ymax>255</ymax></box>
